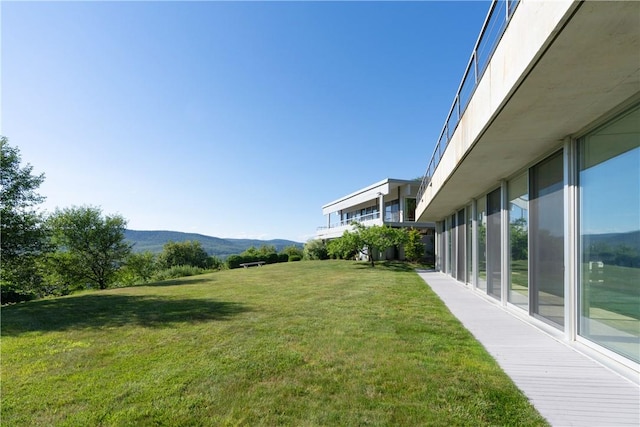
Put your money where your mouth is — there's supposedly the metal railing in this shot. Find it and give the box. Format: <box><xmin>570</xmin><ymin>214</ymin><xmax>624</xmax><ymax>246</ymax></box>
<box><xmin>316</xmin><ymin>212</ymin><xmax>381</xmax><ymax>231</ymax></box>
<box><xmin>417</xmin><ymin>0</ymin><xmax>520</xmax><ymax>203</ymax></box>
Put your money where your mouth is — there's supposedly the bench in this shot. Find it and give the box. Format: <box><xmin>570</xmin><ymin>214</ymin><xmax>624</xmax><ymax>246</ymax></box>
<box><xmin>239</xmin><ymin>261</ymin><xmax>265</xmax><ymax>268</ymax></box>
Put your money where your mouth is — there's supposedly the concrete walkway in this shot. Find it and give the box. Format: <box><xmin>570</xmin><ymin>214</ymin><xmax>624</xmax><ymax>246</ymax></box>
<box><xmin>416</xmin><ymin>270</ymin><xmax>640</xmax><ymax>427</ymax></box>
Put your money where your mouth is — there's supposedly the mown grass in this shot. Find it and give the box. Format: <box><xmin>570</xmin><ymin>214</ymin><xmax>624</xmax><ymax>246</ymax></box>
<box><xmin>1</xmin><ymin>261</ymin><xmax>548</xmax><ymax>426</ymax></box>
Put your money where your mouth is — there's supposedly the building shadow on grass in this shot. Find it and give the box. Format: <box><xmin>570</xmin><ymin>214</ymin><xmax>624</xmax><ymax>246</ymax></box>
<box><xmin>1</xmin><ymin>294</ymin><xmax>249</xmax><ymax>336</ymax></box>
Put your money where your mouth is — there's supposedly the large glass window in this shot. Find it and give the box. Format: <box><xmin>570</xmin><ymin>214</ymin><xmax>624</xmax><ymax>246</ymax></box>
<box><xmin>450</xmin><ymin>214</ymin><xmax>457</xmax><ymax>279</ymax></box>
<box><xmin>487</xmin><ymin>188</ymin><xmax>502</xmax><ymax>300</ymax></box>
<box><xmin>530</xmin><ymin>151</ymin><xmax>564</xmax><ymax>327</ymax></box>
<box><xmin>385</xmin><ymin>200</ymin><xmax>400</xmax><ymax>222</ymax></box>
<box><xmin>456</xmin><ymin>209</ymin><xmax>466</xmax><ymax>282</ymax></box>
<box><xmin>466</xmin><ymin>205</ymin><xmax>473</xmax><ymax>284</ymax></box>
<box><xmin>579</xmin><ymin>105</ymin><xmax>640</xmax><ymax>363</ymax></box>
<box><xmin>508</xmin><ymin>173</ymin><xmax>529</xmax><ymax>309</ymax></box>
<box><xmin>405</xmin><ymin>198</ymin><xmax>416</xmax><ymax>221</ymax></box>
<box><xmin>477</xmin><ymin>196</ymin><xmax>487</xmax><ymax>291</ymax></box>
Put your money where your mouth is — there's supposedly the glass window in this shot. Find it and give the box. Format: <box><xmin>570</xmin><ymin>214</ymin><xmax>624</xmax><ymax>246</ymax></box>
<box><xmin>487</xmin><ymin>188</ymin><xmax>502</xmax><ymax>300</ymax></box>
<box><xmin>477</xmin><ymin>196</ymin><xmax>487</xmax><ymax>291</ymax></box>
<box><xmin>579</xmin><ymin>105</ymin><xmax>640</xmax><ymax>363</ymax></box>
<box><xmin>457</xmin><ymin>209</ymin><xmax>466</xmax><ymax>282</ymax></box>
<box><xmin>405</xmin><ymin>198</ymin><xmax>416</xmax><ymax>221</ymax></box>
<box><xmin>466</xmin><ymin>205</ymin><xmax>473</xmax><ymax>285</ymax></box>
<box><xmin>530</xmin><ymin>151</ymin><xmax>564</xmax><ymax>327</ymax></box>
<box><xmin>385</xmin><ymin>200</ymin><xmax>400</xmax><ymax>222</ymax></box>
<box><xmin>508</xmin><ymin>173</ymin><xmax>529</xmax><ymax>310</ymax></box>
<box><xmin>450</xmin><ymin>214</ymin><xmax>457</xmax><ymax>279</ymax></box>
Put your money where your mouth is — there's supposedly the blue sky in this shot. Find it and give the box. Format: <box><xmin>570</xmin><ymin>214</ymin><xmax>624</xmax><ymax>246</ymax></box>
<box><xmin>2</xmin><ymin>1</ymin><xmax>490</xmax><ymax>242</ymax></box>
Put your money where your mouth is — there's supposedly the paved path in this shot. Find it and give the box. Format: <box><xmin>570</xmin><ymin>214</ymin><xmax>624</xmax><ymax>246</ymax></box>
<box><xmin>416</xmin><ymin>270</ymin><xmax>640</xmax><ymax>427</ymax></box>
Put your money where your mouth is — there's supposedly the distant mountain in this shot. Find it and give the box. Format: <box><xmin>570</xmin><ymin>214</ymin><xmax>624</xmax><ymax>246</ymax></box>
<box><xmin>124</xmin><ymin>230</ymin><xmax>303</xmax><ymax>259</ymax></box>
<box><xmin>584</xmin><ymin>230</ymin><xmax>639</xmax><ymax>249</ymax></box>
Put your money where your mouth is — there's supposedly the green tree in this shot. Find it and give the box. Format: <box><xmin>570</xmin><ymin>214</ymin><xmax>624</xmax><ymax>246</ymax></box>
<box><xmin>0</xmin><ymin>137</ymin><xmax>51</xmax><ymax>302</ymax></box>
<box><xmin>510</xmin><ymin>217</ymin><xmax>528</xmax><ymax>261</ymax></box>
<box><xmin>158</xmin><ymin>240</ymin><xmax>211</xmax><ymax>269</ymax></box>
<box><xmin>327</xmin><ymin>230</ymin><xmax>360</xmax><ymax>260</ymax></box>
<box><xmin>304</xmin><ymin>239</ymin><xmax>328</xmax><ymax>260</ymax></box>
<box><xmin>353</xmin><ymin>223</ymin><xmax>408</xmax><ymax>267</ymax></box>
<box><xmin>404</xmin><ymin>229</ymin><xmax>425</xmax><ymax>262</ymax></box>
<box><xmin>118</xmin><ymin>251</ymin><xmax>158</xmax><ymax>285</ymax></box>
<box><xmin>48</xmin><ymin>206</ymin><xmax>131</xmax><ymax>290</ymax></box>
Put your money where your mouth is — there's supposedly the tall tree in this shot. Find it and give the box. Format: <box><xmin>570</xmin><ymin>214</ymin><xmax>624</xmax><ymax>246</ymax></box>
<box><xmin>158</xmin><ymin>240</ymin><xmax>211</xmax><ymax>269</ymax></box>
<box><xmin>0</xmin><ymin>137</ymin><xmax>50</xmax><ymax>301</ymax></box>
<box><xmin>48</xmin><ymin>206</ymin><xmax>131</xmax><ymax>290</ymax></box>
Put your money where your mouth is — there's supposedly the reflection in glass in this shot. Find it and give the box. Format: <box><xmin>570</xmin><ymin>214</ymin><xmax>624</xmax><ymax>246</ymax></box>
<box><xmin>530</xmin><ymin>151</ymin><xmax>565</xmax><ymax>327</ymax></box>
<box><xmin>509</xmin><ymin>173</ymin><xmax>528</xmax><ymax>309</ymax></box>
<box><xmin>477</xmin><ymin>196</ymin><xmax>487</xmax><ymax>291</ymax></box>
<box><xmin>457</xmin><ymin>209</ymin><xmax>466</xmax><ymax>282</ymax></box>
<box><xmin>579</xmin><ymin>105</ymin><xmax>640</xmax><ymax>363</ymax></box>
<box><xmin>487</xmin><ymin>188</ymin><xmax>502</xmax><ymax>300</ymax></box>
<box><xmin>466</xmin><ymin>205</ymin><xmax>473</xmax><ymax>284</ymax></box>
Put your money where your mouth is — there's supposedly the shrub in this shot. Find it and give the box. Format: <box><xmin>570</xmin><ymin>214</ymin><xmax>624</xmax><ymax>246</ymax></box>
<box><xmin>265</xmin><ymin>253</ymin><xmax>279</xmax><ymax>264</ymax></box>
<box><xmin>277</xmin><ymin>253</ymin><xmax>289</xmax><ymax>263</ymax></box>
<box><xmin>153</xmin><ymin>265</ymin><xmax>206</xmax><ymax>281</ymax></box>
<box><xmin>289</xmin><ymin>254</ymin><xmax>302</xmax><ymax>262</ymax></box>
<box><xmin>304</xmin><ymin>239</ymin><xmax>328</xmax><ymax>260</ymax></box>
<box><xmin>226</xmin><ymin>255</ymin><xmax>243</xmax><ymax>269</ymax></box>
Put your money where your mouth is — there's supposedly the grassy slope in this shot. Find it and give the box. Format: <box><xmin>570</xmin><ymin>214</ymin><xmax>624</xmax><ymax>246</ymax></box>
<box><xmin>2</xmin><ymin>261</ymin><xmax>548</xmax><ymax>426</ymax></box>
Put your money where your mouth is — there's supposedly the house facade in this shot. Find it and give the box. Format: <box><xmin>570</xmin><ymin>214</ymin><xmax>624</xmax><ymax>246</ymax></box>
<box><xmin>317</xmin><ymin>178</ymin><xmax>435</xmax><ymax>261</ymax></box>
<box><xmin>415</xmin><ymin>0</ymin><xmax>639</xmax><ymax>377</ymax></box>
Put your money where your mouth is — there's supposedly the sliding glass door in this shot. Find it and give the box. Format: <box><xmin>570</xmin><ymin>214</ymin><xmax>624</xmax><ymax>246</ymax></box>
<box><xmin>530</xmin><ymin>151</ymin><xmax>564</xmax><ymax>327</ymax></box>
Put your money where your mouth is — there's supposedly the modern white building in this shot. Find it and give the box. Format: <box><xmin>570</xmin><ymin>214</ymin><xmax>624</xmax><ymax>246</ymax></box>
<box><xmin>416</xmin><ymin>0</ymin><xmax>639</xmax><ymax>376</ymax></box>
<box><xmin>317</xmin><ymin>178</ymin><xmax>435</xmax><ymax>261</ymax></box>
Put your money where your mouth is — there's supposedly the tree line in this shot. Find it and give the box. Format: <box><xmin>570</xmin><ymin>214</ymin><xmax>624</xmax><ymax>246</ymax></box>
<box><xmin>0</xmin><ymin>138</ymin><xmax>304</xmax><ymax>303</ymax></box>
<box><xmin>1</xmin><ymin>137</ymin><xmax>428</xmax><ymax>304</ymax></box>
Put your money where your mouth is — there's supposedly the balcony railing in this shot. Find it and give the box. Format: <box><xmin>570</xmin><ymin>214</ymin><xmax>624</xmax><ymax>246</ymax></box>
<box><xmin>316</xmin><ymin>212</ymin><xmax>381</xmax><ymax>231</ymax></box>
<box><xmin>417</xmin><ymin>0</ymin><xmax>520</xmax><ymax>203</ymax></box>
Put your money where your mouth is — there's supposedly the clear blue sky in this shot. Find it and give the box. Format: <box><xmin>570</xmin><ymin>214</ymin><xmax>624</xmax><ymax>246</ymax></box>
<box><xmin>2</xmin><ymin>1</ymin><xmax>490</xmax><ymax>243</ymax></box>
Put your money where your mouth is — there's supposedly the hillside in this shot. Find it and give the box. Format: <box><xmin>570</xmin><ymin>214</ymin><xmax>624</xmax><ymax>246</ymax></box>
<box><xmin>124</xmin><ymin>230</ymin><xmax>303</xmax><ymax>258</ymax></box>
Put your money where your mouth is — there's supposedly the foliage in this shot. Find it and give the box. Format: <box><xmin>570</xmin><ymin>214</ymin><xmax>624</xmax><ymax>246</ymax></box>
<box><xmin>226</xmin><ymin>245</ymin><xmax>297</xmax><ymax>269</ymax></box>
<box><xmin>404</xmin><ymin>228</ymin><xmax>425</xmax><ymax>262</ymax></box>
<box><xmin>326</xmin><ymin>230</ymin><xmax>359</xmax><ymax>260</ymax></box>
<box><xmin>288</xmin><ymin>254</ymin><xmax>302</xmax><ymax>262</ymax></box>
<box><xmin>153</xmin><ymin>265</ymin><xmax>207</xmax><ymax>281</ymax></box>
<box><xmin>0</xmin><ymin>137</ymin><xmax>51</xmax><ymax>303</ymax></box>
<box><xmin>117</xmin><ymin>251</ymin><xmax>158</xmax><ymax>285</ymax></box>
<box><xmin>225</xmin><ymin>254</ymin><xmax>244</xmax><ymax>269</ymax></box>
<box><xmin>281</xmin><ymin>245</ymin><xmax>304</xmax><ymax>259</ymax></box>
<box><xmin>242</xmin><ymin>244</ymin><xmax>276</xmax><ymax>258</ymax></box>
<box><xmin>158</xmin><ymin>240</ymin><xmax>212</xmax><ymax>269</ymax></box>
<box><xmin>510</xmin><ymin>217</ymin><xmax>528</xmax><ymax>261</ymax></box>
<box><xmin>47</xmin><ymin>206</ymin><xmax>131</xmax><ymax>290</ymax></box>
<box><xmin>1</xmin><ymin>261</ymin><xmax>548</xmax><ymax>426</ymax></box>
<box><xmin>304</xmin><ymin>239</ymin><xmax>329</xmax><ymax>260</ymax></box>
<box><xmin>352</xmin><ymin>222</ymin><xmax>409</xmax><ymax>266</ymax></box>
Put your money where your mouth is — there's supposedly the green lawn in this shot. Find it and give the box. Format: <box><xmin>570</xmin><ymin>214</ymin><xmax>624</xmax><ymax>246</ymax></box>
<box><xmin>2</xmin><ymin>261</ymin><xmax>548</xmax><ymax>426</ymax></box>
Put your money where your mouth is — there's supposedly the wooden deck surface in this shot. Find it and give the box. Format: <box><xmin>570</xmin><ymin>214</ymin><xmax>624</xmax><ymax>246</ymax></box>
<box><xmin>416</xmin><ymin>270</ymin><xmax>640</xmax><ymax>427</ymax></box>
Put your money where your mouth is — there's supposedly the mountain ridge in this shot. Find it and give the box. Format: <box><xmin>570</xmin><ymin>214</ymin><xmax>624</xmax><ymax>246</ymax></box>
<box><xmin>124</xmin><ymin>229</ymin><xmax>303</xmax><ymax>259</ymax></box>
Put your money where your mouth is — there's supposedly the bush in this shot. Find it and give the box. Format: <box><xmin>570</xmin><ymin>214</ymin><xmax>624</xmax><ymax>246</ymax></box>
<box><xmin>153</xmin><ymin>265</ymin><xmax>206</xmax><ymax>281</ymax></box>
<box><xmin>289</xmin><ymin>254</ymin><xmax>302</xmax><ymax>262</ymax></box>
<box><xmin>304</xmin><ymin>239</ymin><xmax>328</xmax><ymax>260</ymax></box>
<box><xmin>265</xmin><ymin>253</ymin><xmax>279</xmax><ymax>264</ymax></box>
<box><xmin>277</xmin><ymin>253</ymin><xmax>289</xmax><ymax>263</ymax></box>
<box><xmin>226</xmin><ymin>255</ymin><xmax>243</xmax><ymax>269</ymax></box>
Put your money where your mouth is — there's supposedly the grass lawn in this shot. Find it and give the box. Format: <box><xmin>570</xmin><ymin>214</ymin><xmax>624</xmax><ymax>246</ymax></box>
<box><xmin>2</xmin><ymin>261</ymin><xmax>548</xmax><ymax>426</ymax></box>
